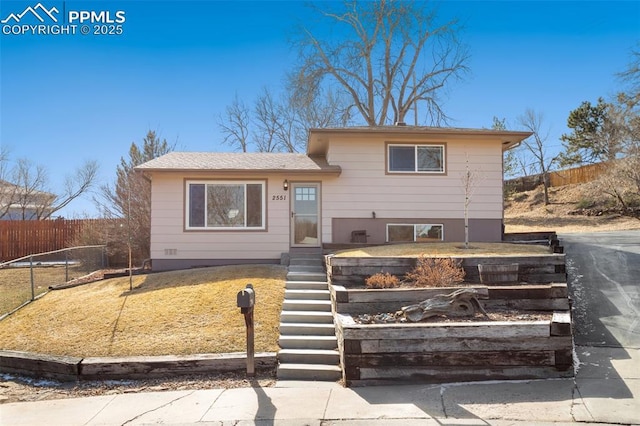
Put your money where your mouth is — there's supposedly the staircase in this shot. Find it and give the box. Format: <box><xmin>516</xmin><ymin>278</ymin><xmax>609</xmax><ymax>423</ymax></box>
<box><xmin>277</xmin><ymin>251</ymin><xmax>342</xmax><ymax>381</ymax></box>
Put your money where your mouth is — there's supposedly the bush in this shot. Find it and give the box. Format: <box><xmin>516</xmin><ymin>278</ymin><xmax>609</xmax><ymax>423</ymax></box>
<box><xmin>624</xmin><ymin>194</ymin><xmax>640</xmax><ymax>208</ymax></box>
<box><xmin>69</xmin><ymin>218</ymin><xmax>129</xmax><ymax>267</ymax></box>
<box><xmin>404</xmin><ymin>255</ymin><xmax>465</xmax><ymax>287</ymax></box>
<box><xmin>365</xmin><ymin>272</ymin><xmax>401</xmax><ymax>289</ymax></box>
<box><xmin>576</xmin><ymin>198</ymin><xmax>595</xmax><ymax>209</ymax></box>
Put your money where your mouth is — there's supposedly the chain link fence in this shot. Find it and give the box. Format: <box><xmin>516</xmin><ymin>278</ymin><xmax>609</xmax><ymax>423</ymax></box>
<box><xmin>0</xmin><ymin>245</ymin><xmax>107</xmax><ymax>318</ymax></box>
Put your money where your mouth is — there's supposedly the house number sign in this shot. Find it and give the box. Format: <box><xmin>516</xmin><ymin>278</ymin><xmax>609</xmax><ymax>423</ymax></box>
<box><xmin>272</xmin><ymin>194</ymin><xmax>287</xmax><ymax>201</ymax></box>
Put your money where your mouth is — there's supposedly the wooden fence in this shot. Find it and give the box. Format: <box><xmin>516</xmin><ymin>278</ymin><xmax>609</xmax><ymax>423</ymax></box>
<box><xmin>0</xmin><ymin>219</ymin><xmax>105</xmax><ymax>262</ymax></box>
<box><xmin>548</xmin><ymin>162</ymin><xmax>607</xmax><ymax>187</ymax></box>
<box><xmin>506</xmin><ymin>162</ymin><xmax>607</xmax><ymax>192</ymax></box>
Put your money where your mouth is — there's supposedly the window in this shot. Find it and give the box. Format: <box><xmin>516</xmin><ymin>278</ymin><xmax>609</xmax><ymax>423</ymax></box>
<box><xmin>186</xmin><ymin>181</ymin><xmax>265</xmax><ymax>230</ymax></box>
<box><xmin>388</xmin><ymin>144</ymin><xmax>445</xmax><ymax>173</ymax></box>
<box><xmin>387</xmin><ymin>224</ymin><xmax>443</xmax><ymax>242</ymax></box>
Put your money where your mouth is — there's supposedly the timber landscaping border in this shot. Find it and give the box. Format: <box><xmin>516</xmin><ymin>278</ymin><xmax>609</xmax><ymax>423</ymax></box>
<box><xmin>335</xmin><ymin>311</ymin><xmax>573</xmax><ymax>386</ymax></box>
<box><xmin>325</xmin><ymin>254</ymin><xmax>567</xmax><ymax>287</ymax></box>
<box><xmin>327</xmin><ymin>250</ymin><xmax>573</xmax><ymax>386</ymax></box>
<box><xmin>330</xmin><ymin>283</ymin><xmax>570</xmax><ymax>314</ymax></box>
<box><xmin>0</xmin><ymin>350</ymin><xmax>277</xmax><ymax>381</ymax></box>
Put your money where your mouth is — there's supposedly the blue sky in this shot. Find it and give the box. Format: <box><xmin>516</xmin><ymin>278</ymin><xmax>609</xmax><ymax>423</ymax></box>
<box><xmin>1</xmin><ymin>1</ymin><xmax>639</xmax><ymax>217</ymax></box>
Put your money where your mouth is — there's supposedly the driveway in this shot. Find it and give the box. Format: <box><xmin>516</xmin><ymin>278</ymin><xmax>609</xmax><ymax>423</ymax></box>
<box><xmin>561</xmin><ymin>230</ymin><xmax>640</xmax><ymax>349</ymax></box>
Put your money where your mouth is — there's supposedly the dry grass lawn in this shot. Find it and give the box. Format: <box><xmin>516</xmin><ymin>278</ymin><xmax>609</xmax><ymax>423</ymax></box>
<box><xmin>0</xmin><ymin>265</ymin><xmax>286</xmax><ymax>357</ymax></box>
<box><xmin>334</xmin><ymin>242</ymin><xmax>551</xmax><ymax>258</ymax></box>
<box><xmin>0</xmin><ymin>265</ymin><xmax>89</xmax><ymax>316</ymax></box>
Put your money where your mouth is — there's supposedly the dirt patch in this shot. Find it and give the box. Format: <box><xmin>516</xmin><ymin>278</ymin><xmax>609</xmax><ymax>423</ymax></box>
<box><xmin>504</xmin><ymin>183</ymin><xmax>640</xmax><ymax>233</ymax></box>
<box><xmin>0</xmin><ymin>369</ymin><xmax>276</xmax><ymax>404</ymax></box>
<box><xmin>354</xmin><ymin>309</ymin><xmax>552</xmax><ymax>324</ymax></box>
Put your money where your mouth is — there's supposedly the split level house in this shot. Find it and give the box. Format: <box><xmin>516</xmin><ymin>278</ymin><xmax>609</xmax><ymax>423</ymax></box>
<box><xmin>136</xmin><ymin>126</ymin><xmax>531</xmax><ymax>271</ymax></box>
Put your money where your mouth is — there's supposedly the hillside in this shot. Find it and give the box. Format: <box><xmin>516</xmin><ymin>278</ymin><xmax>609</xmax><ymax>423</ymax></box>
<box><xmin>504</xmin><ymin>183</ymin><xmax>640</xmax><ymax>233</ymax></box>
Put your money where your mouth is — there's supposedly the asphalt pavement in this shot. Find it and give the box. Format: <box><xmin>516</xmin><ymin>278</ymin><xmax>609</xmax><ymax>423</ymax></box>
<box><xmin>561</xmin><ymin>230</ymin><xmax>640</xmax><ymax>348</ymax></box>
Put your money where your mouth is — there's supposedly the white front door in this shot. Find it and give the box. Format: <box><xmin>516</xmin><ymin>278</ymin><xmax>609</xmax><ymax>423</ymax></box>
<box><xmin>291</xmin><ymin>183</ymin><xmax>321</xmax><ymax>247</ymax></box>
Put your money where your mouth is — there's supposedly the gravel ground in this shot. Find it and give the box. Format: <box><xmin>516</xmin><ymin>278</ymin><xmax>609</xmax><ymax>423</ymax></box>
<box><xmin>0</xmin><ymin>369</ymin><xmax>277</xmax><ymax>404</ymax></box>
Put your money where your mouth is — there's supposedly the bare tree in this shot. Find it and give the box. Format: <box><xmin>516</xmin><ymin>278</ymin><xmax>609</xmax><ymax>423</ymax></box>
<box><xmin>616</xmin><ymin>45</ymin><xmax>640</xmax><ymax>152</ymax></box>
<box><xmin>288</xmin><ymin>85</ymin><xmax>353</xmax><ymax>145</ymax></box>
<box><xmin>0</xmin><ymin>146</ymin><xmax>15</xmax><ymax>218</ymax></box>
<box><xmin>0</xmin><ymin>157</ymin><xmax>97</xmax><ymax>220</ymax></box>
<box><xmin>595</xmin><ymin>152</ymin><xmax>640</xmax><ymax>218</ymax></box>
<box><xmin>217</xmin><ymin>94</ymin><xmax>251</xmax><ymax>152</ymax></box>
<box><xmin>95</xmin><ymin>131</ymin><xmax>173</xmax><ymax>265</ymax></box>
<box><xmin>292</xmin><ymin>0</ymin><xmax>469</xmax><ymax>126</ymax></box>
<box><xmin>460</xmin><ymin>153</ymin><xmax>482</xmax><ymax>249</ymax></box>
<box><xmin>493</xmin><ymin>116</ymin><xmax>516</xmax><ymax>178</ymax></box>
<box><xmin>47</xmin><ymin>161</ymin><xmax>99</xmax><ymax>218</ymax></box>
<box><xmin>217</xmin><ymin>86</ymin><xmax>352</xmax><ymax>153</ymax></box>
<box><xmin>617</xmin><ymin>44</ymin><xmax>640</xmax><ymax>109</ymax></box>
<box><xmin>586</xmin><ymin>46</ymin><xmax>640</xmax><ymax>219</ymax></box>
<box><xmin>517</xmin><ymin>109</ymin><xmax>557</xmax><ymax>205</ymax></box>
<box><xmin>10</xmin><ymin>159</ymin><xmax>48</xmax><ymax>219</ymax></box>
<box><xmin>253</xmin><ymin>88</ymin><xmax>284</xmax><ymax>153</ymax></box>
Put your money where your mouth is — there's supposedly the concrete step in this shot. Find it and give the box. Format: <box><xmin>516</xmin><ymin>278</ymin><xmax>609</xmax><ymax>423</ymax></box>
<box><xmin>285</xmin><ymin>281</ymin><xmax>328</xmax><ymax>291</ymax></box>
<box><xmin>284</xmin><ymin>289</ymin><xmax>330</xmax><ymax>300</ymax></box>
<box><xmin>280</xmin><ymin>310</ymin><xmax>334</xmax><ymax>324</ymax></box>
<box><xmin>279</xmin><ymin>335</ymin><xmax>338</xmax><ymax>350</ymax></box>
<box><xmin>277</xmin><ymin>363</ymin><xmax>342</xmax><ymax>381</ymax></box>
<box><xmin>279</xmin><ymin>322</ymin><xmax>336</xmax><ymax>336</ymax></box>
<box><xmin>282</xmin><ymin>299</ymin><xmax>332</xmax><ymax>312</ymax></box>
<box><xmin>288</xmin><ymin>251</ymin><xmax>323</xmax><ymax>259</ymax></box>
<box><xmin>278</xmin><ymin>349</ymin><xmax>340</xmax><ymax>364</ymax></box>
<box><xmin>286</xmin><ymin>271</ymin><xmax>328</xmax><ymax>282</ymax></box>
<box><xmin>289</xmin><ymin>257</ymin><xmax>324</xmax><ymax>267</ymax></box>
<box><xmin>288</xmin><ymin>265</ymin><xmax>325</xmax><ymax>273</ymax></box>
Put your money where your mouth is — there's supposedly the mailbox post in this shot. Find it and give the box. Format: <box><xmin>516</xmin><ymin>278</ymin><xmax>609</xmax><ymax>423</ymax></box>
<box><xmin>236</xmin><ymin>283</ymin><xmax>255</xmax><ymax>376</ymax></box>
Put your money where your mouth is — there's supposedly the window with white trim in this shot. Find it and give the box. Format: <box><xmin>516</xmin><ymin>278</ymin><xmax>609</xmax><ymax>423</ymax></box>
<box><xmin>387</xmin><ymin>224</ymin><xmax>443</xmax><ymax>242</ymax></box>
<box><xmin>186</xmin><ymin>181</ymin><xmax>265</xmax><ymax>230</ymax></box>
<box><xmin>387</xmin><ymin>144</ymin><xmax>445</xmax><ymax>173</ymax></box>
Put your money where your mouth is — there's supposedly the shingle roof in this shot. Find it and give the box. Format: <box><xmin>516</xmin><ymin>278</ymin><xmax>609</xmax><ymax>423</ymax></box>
<box><xmin>135</xmin><ymin>152</ymin><xmax>341</xmax><ymax>174</ymax></box>
<box><xmin>309</xmin><ymin>125</ymin><xmax>532</xmax><ymax>136</ymax></box>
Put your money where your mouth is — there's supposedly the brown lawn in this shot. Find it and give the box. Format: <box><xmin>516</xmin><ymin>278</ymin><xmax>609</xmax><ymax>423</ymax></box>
<box><xmin>0</xmin><ymin>265</ymin><xmax>286</xmax><ymax>357</ymax></box>
<box><xmin>334</xmin><ymin>242</ymin><xmax>552</xmax><ymax>258</ymax></box>
<box><xmin>0</xmin><ymin>264</ymin><xmax>94</xmax><ymax>315</ymax></box>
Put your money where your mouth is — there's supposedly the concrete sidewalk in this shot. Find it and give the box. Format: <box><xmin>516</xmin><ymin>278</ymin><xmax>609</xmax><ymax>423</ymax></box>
<box><xmin>1</xmin><ymin>347</ymin><xmax>638</xmax><ymax>425</ymax></box>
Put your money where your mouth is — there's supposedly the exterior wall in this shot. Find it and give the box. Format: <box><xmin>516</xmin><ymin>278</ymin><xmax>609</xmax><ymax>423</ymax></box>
<box><xmin>331</xmin><ymin>218</ymin><xmax>502</xmax><ymax>245</ymax></box>
<box><xmin>322</xmin><ymin>134</ymin><xmax>504</xmax><ymax>244</ymax></box>
<box><xmin>148</xmin><ymin>132</ymin><xmax>507</xmax><ymax>269</ymax></box>
<box><xmin>2</xmin><ymin>207</ymin><xmax>46</xmax><ymax>220</ymax></box>
<box><xmin>149</xmin><ymin>172</ymin><xmax>297</xmax><ymax>270</ymax></box>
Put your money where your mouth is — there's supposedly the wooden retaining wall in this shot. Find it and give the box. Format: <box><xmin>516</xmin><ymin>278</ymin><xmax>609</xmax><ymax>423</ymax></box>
<box><xmin>336</xmin><ymin>311</ymin><xmax>573</xmax><ymax>386</ymax></box>
<box><xmin>331</xmin><ymin>284</ymin><xmax>570</xmax><ymax>315</ymax></box>
<box><xmin>326</xmin><ymin>254</ymin><xmax>567</xmax><ymax>287</ymax></box>
<box><xmin>0</xmin><ymin>351</ymin><xmax>277</xmax><ymax>381</ymax></box>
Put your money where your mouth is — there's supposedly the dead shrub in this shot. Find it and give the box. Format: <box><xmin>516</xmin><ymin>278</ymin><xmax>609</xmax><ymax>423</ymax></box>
<box><xmin>404</xmin><ymin>255</ymin><xmax>465</xmax><ymax>287</ymax></box>
<box><xmin>365</xmin><ymin>272</ymin><xmax>401</xmax><ymax>289</ymax></box>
